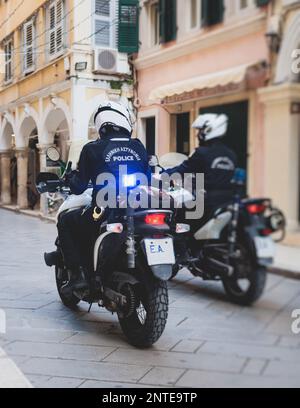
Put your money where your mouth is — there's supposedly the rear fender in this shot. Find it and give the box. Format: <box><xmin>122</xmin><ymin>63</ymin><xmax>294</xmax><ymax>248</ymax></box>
<box><xmin>150</xmin><ymin>264</ymin><xmax>173</xmax><ymax>281</ymax></box>
<box><xmin>243</xmin><ymin>226</ymin><xmax>274</xmax><ymax>266</ymax></box>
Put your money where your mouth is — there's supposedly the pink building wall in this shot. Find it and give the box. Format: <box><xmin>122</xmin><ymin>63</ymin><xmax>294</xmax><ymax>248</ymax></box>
<box><xmin>138</xmin><ymin>31</ymin><xmax>269</xmax><ymax>107</ymax></box>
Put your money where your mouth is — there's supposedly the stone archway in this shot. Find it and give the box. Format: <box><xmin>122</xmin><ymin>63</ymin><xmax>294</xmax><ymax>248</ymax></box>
<box><xmin>41</xmin><ymin>106</ymin><xmax>71</xmax><ymax>167</ymax></box>
<box><xmin>39</xmin><ymin>104</ymin><xmax>71</xmax><ymax>215</ymax></box>
<box><xmin>275</xmin><ymin>11</ymin><xmax>300</xmax><ymax>84</ymax></box>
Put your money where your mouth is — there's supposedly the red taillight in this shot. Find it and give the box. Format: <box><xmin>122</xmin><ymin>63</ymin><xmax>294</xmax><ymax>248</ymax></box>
<box><xmin>145</xmin><ymin>213</ymin><xmax>166</xmax><ymax>226</ymax></box>
<box><xmin>247</xmin><ymin>204</ymin><xmax>266</xmax><ymax>214</ymax></box>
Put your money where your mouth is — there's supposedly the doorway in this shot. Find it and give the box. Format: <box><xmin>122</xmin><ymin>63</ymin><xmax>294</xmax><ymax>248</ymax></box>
<box><xmin>145</xmin><ymin>117</ymin><xmax>156</xmax><ymax>156</ymax></box>
<box><xmin>200</xmin><ymin>101</ymin><xmax>249</xmax><ymax>171</ymax></box>
<box><xmin>176</xmin><ymin>112</ymin><xmax>190</xmax><ymax>155</ymax></box>
<box><xmin>27</xmin><ymin>131</ymin><xmax>40</xmax><ymax>210</ymax></box>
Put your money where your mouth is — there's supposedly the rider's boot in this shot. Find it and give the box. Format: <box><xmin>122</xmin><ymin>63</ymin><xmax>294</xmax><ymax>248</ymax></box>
<box><xmin>61</xmin><ymin>266</ymin><xmax>89</xmax><ymax>294</ymax></box>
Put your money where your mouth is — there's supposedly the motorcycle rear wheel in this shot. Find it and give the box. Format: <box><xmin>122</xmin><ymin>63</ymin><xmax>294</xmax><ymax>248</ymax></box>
<box><xmin>118</xmin><ymin>270</ymin><xmax>169</xmax><ymax>348</ymax></box>
<box><xmin>55</xmin><ymin>266</ymin><xmax>81</xmax><ymax>309</ymax></box>
<box><xmin>222</xmin><ymin>242</ymin><xmax>267</xmax><ymax>306</ymax></box>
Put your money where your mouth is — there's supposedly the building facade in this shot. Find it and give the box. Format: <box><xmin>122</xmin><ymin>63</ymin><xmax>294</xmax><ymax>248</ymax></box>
<box><xmin>134</xmin><ymin>0</ymin><xmax>300</xmax><ymax>230</ymax></box>
<box><xmin>0</xmin><ymin>0</ymin><xmax>139</xmax><ymax>212</ymax></box>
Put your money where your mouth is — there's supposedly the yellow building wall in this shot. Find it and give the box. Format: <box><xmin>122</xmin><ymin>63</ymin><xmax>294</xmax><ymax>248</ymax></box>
<box><xmin>0</xmin><ymin>0</ymin><xmax>47</xmax><ymax>42</ymax></box>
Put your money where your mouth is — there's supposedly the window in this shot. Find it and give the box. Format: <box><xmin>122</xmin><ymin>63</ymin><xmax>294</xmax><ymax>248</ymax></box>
<box><xmin>202</xmin><ymin>0</ymin><xmax>224</xmax><ymax>27</ymax></box>
<box><xmin>94</xmin><ymin>0</ymin><xmax>117</xmax><ymax>48</ymax></box>
<box><xmin>235</xmin><ymin>0</ymin><xmax>256</xmax><ymax>13</ymax></box>
<box><xmin>190</xmin><ymin>0</ymin><xmax>199</xmax><ymax>29</ymax></box>
<box><xmin>23</xmin><ymin>20</ymin><xmax>35</xmax><ymax>74</ymax></box>
<box><xmin>150</xmin><ymin>1</ymin><xmax>160</xmax><ymax>46</ymax></box>
<box><xmin>48</xmin><ymin>0</ymin><xmax>64</xmax><ymax>59</ymax></box>
<box><xmin>4</xmin><ymin>38</ymin><xmax>13</xmax><ymax>82</ymax></box>
<box><xmin>159</xmin><ymin>0</ymin><xmax>177</xmax><ymax>43</ymax></box>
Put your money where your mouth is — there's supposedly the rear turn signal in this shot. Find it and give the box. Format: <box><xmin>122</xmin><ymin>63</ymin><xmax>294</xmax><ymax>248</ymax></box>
<box><xmin>145</xmin><ymin>213</ymin><xmax>166</xmax><ymax>226</ymax></box>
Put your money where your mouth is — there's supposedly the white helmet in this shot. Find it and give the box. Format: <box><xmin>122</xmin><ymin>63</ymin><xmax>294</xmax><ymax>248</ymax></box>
<box><xmin>192</xmin><ymin>113</ymin><xmax>228</xmax><ymax>142</ymax></box>
<box><xmin>94</xmin><ymin>101</ymin><xmax>133</xmax><ymax>136</ymax></box>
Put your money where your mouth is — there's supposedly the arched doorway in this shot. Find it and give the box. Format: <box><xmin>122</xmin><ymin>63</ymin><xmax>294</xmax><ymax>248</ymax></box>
<box><xmin>41</xmin><ymin>106</ymin><xmax>71</xmax><ymax>215</ymax></box>
<box><xmin>1</xmin><ymin>121</ymin><xmax>17</xmax><ymax>205</ymax></box>
<box><xmin>19</xmin><ymin>115</ymin><xmax>40</xmax><ymax>210</ymax></box>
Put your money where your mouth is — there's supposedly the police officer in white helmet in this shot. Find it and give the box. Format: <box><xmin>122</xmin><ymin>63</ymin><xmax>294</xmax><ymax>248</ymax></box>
<box><xmin>164</xmin><ymin>113</ymin><xmax>237</xmax><ymax>229</ymax></box>
<box><xmin>56</xmin><ymin>101</ymin><xmax>150</xmax><ymax>292</ymax></box>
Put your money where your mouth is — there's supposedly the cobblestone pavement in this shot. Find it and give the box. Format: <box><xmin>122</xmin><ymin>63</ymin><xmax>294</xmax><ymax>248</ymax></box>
<box><xmin>0</xmin><ymin>209</ymin><xmax>300</xmax><ymax>388</ymax></box>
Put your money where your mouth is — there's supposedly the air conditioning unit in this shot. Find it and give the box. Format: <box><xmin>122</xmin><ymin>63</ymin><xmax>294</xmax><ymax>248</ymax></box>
<box><xmin>93</xmin><ymin>48</ymin><xmax>130</xmax><ymax>75</ymax></box>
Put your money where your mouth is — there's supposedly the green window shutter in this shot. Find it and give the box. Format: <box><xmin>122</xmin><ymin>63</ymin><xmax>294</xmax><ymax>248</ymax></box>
<box><xmin>118</xmin><ymin>0</ymin><xmax>139</xmax><ymax>54</ymax></box>
<box><xmin>202</xmin><ymin>0</ymin><xmax>224</xmax><ymax>27</ymax></box>
<box><xmin>159</xmin><ymin>0</ymin><xmax>177</xmax><ymax>44</ymax></box>
<box><xmin>256</xmin><ymin>0</ymin><xmax>270</xmax><ymax>6</ymax></box>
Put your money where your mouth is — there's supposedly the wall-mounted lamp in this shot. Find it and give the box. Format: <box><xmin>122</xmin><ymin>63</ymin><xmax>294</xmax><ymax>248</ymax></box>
<box><xmin>75</xmin><ymin>61</ymin><xmax>87</xmax><ymax>71</ymax></box>
<box><xmin>265</xmin><ymin>15</ymin><xmax>281</xmax><ymax>53</ymax></box>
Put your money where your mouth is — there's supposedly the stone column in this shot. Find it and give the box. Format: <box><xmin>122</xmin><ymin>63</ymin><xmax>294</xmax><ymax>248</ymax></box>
<box><xmin>37</xmin><ymin>144</ymin><xmax>54</xmax><ymax>216</ymax></box>
<box><xmin>0</xmin><ymin>150</ymin><xmax>12</xmax><ymax>205</ymax></box>
<box><xmin>259</xmin><ymin>83</ymin><xmax>300</xmax><ymax>231</ymax></box>
<box><xmin>15</xmin><ymin>148</ymin><xmax>28</xmax><ymax>209</ymax></box>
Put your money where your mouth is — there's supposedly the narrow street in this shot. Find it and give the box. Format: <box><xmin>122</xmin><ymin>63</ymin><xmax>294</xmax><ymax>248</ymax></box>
<box><xmin>0</xmin><ymin>209</ymin><xmax>300</xmax><ymax>388</ymax></box>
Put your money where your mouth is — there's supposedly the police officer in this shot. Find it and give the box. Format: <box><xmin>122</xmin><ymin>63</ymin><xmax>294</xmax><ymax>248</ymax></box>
<box><xmin>57</xmin><ymin>101</ymin><xmax>150</xmax><ymax>291</ymax></box>
<box><xmin>165</xmin><ymin>113</ymin><xmax>237</xmax><ymax>225</ymax></box>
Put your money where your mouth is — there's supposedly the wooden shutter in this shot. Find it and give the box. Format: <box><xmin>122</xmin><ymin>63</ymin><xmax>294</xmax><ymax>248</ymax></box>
<box><xmin>4</xmin><ymin>40</ymin><xmax>13</xmax><ymax>82</ymax></box>
<box><xmin>49</xmin><ymin>0</ymin><xmax>64</xmax><ymax>57</ymax></box>
<box><xmin>118</xmin><ymin>0</ymin><xmax>139</xmax><ymax>53</ymax></box>
<box><xmin>49</xmin><ymin>3</ymin><xmax>56</xmax><ymax>56</ymax></box>
<box><xmin>23</xmin><ymin>21</ymin><xmax>35</xmax><ymax>73</ymax></box>
<box><xmin>202</xmin><ymin>0</ymin><xmax>224</xmax><ymax>27</ymax></box>
<box><xmin>94</xmin><ymin>0</ymin><xmax>111</xmax><ymax>47</ymax></box>
<box><xmin>159</xmin><ymin>0</ymin><xmax>177</xmax><ymax>43</ymax></box>
<box><xmin>56</xmin><ymin>0</ymin><xmax>64</xmax><ymax>53</ymax></box>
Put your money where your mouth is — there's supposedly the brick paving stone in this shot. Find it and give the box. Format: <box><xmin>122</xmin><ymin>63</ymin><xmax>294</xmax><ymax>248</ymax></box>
<box><xmin>138</xmin><ymin>367</ymin><xmax>185</xmax><ymax>386</ymax></box>
<box><xmin>20</xmin><ymin>357</ymin><xmax>149</xmax><ymax>383</ymax></box>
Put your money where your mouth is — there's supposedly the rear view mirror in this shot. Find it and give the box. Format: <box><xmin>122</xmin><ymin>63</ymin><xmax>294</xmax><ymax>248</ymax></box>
<box><xmin>47</xmin><ymin>147</ymin><xmax>61</xmax><ymax>163</ymax></box>
<box><xmin>148</xmin><ymin>155</ymin><xmax>159</xmax><ymax>167</ymax></box>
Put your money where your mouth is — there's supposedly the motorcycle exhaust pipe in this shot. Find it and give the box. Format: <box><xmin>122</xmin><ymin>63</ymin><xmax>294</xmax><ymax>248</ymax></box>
<box><xmin>205</xmin><ymin>257</ymin><xmax>234</xmax><ymax>277</ymax></box>
<box><xmin>44</xmin><ymin>251</ymin><xmax>62</xmax><ymax>267</ymax></box>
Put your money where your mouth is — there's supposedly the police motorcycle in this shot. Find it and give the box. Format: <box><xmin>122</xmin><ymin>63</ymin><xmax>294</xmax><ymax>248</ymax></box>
<box><xmin>36</xmin><ymin>146</ymin><xmax>177</xmax><ymax>348</ymax></box>
<box><xmin>153</xmin><ymin>153</ymin><xmax>286</xmax><ymax>306</ymax></box>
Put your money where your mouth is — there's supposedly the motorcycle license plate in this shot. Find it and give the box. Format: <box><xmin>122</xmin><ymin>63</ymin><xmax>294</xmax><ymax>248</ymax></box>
<box><xmin>254</xmin><ymin>237</ymin><xmax>275</xmax><ymax>258</ymax></box>
<box><xmin>144</xmin><ymin>238</ymin><xmax>175</xmax><ymax>266</ymax></box>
